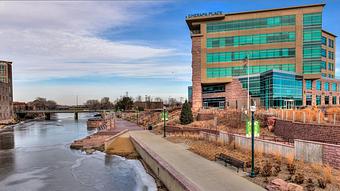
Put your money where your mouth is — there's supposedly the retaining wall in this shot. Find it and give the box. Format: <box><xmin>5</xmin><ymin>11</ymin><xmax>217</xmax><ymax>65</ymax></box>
<box><xmin>131</xmin><ymin>136</ymin><xmax>200</xmax><ymax>191</ymax></box>
<box><xmin>274</xmin><ymin>119</ymin><xmax>340</xmax><ymax>144</ymax></box>
<box><xmin>200</xmin><ymin>131</ymin><xmax>340</xmax><ymax>170</ymax></box>
<box><xmin>201</xmin><ymin>131</ymin><xmax>295</xmax><ymax>158</ymax></box>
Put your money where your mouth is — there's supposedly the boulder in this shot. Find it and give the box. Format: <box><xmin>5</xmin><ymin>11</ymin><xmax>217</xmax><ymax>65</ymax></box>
<box><xmin>266</xmin><ymin>178</ymin><xmax>288</xmax><ymax>191</ymax></box>
<box><xmin>287</xmin><ymin>183</ymin><xmax>303</xmax><ymax>191</ymax></box>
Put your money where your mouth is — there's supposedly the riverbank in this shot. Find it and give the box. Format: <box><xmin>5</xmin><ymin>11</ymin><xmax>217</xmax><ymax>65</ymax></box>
<box><xmin>0</xmin><ymin>113</ymin><xmax>158</xmax><ymax>191</ymax></box>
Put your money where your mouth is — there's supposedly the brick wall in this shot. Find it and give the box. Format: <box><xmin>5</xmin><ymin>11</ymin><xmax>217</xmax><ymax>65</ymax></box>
<box><xmin>274</xmin><ymin>119</ymin><xmax>340</xmax><ymax>144</ymax></box>
<box><xmin>191</xmin><ymin>36</ymin><xmax>202</xmax><ymax>111</ymax></box>
<box><xmin>323</xmin><ymin>144</ymin><xmax>340</xmax><ymax>169</ymax></box>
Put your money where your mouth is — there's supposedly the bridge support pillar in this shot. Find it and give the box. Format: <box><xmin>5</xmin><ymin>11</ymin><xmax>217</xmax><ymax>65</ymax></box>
<box><xmin>45</xmin><ymin>113</ymin><xmax>51</xmax><ymax>120</ymax></box>
<box><xmin>74</xmin><ymin>112</ymin><xmax>79</xmax><ymax>120</ymax></box>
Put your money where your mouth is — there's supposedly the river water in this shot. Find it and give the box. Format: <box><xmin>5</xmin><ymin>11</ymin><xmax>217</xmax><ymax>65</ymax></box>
<box><xmin>0</xmin><ymin>113</ymin><xmax>156</xmax><ymax>191</ymax></box>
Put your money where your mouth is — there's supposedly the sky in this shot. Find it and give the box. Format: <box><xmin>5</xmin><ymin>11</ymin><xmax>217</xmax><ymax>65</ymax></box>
<box><xmin>1</xmin><ymin>0</ymin><xmax>339</xmax><ymax>105</ymax></box>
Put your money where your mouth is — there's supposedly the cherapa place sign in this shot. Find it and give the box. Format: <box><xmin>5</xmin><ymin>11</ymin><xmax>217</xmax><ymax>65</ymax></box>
<box><xmin>186</xmin><ymin>11</ymin><xmax>223</xmax><ymax>19</ymax></box>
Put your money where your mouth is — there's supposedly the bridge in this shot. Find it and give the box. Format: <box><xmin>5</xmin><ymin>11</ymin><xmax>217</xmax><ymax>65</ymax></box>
<box><xmin>15</xmin><ymin>109</ymin><xmax>115</xmax><ymax>120</ymax></box>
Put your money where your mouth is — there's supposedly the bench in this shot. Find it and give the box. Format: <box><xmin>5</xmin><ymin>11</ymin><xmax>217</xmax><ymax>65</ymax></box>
<box><xmin>215</xmin><ymin>153</ymin><xmax>245</xmax><ymax>172</ymax></box>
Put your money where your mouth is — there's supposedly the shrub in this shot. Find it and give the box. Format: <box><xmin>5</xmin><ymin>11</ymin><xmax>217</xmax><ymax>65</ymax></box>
<box><xmin>323</xmin><ymin>165</ymin><xmax>333</xmax><ymax>184</ymax></box>
<box><xmin>318</xmin><ymin>178</ymin><xmax>327</xmax><ymax>189</ymax></box>
<box><xmin>272</xmin><ymin>164</ymin><xmax>281</xmax><ymax>176</ymax></box>
<box><xmin>293</xmin><ymin>173</ymin><xmax>305</xmax><ymax>184</ymax></box>
<box><xmin>261</xmin><ymin>162</ymin><xmax>272</xmax><ymax>177</ymax></box>
<box><xmin>180</xmin><ymin>101</ymin><xmax>193</xmax><ymax>125</ymax></box>
<box><xmin>286</xmin><ymin>153</ymin><xmax>296</xmax><ymax>175</ymax></box>
<box><xmin>306</xmin><ymin>178</ymin><xmax>315</xmax><ymax>191</ymax></box>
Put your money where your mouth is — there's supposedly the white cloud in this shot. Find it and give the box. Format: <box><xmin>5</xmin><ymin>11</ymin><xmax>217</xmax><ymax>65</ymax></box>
<box><xmin>0</xmin><ymin>1</ymin><xmax>191</xmax><ymax>82</ymax></box>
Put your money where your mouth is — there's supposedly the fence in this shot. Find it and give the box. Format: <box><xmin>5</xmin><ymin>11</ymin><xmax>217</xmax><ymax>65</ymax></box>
<box><xmin>269</xmin><ymin>109</ymin><xmax>340</xmax><ymax>125</ymax></box>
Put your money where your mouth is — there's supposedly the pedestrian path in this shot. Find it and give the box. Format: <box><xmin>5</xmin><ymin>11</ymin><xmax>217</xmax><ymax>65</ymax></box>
<box><xmin>130</xmin><ymin>130</ymin><xmax>265</xmax><ymax>191</ymax></box>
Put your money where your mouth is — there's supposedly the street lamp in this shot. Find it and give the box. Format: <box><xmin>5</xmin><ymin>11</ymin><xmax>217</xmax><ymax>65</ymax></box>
<box><xmin>163</xmin><ymin>106</ymin><xmax>166</xmax><ymax>138</ymax></box>
<box><xmin>250</xmin><ymin>104</ymin><xmax>256</xmax><ymax>178</ymax></box>
<box><xmin>136</xmin><ymin>108</ymin><xmax>139</xmax><ymax>125</ymax></box>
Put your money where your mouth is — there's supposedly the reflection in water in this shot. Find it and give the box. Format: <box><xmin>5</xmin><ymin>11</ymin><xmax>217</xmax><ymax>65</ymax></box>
<box><xmin>0</xmin><ymin>113</ymin><xmax>156</xmax><ymax>191</ymax></box>
<box><xmin>0</xmin><ymin>129</ymin><xmax>15</xmax><ymax>150</ymax></box>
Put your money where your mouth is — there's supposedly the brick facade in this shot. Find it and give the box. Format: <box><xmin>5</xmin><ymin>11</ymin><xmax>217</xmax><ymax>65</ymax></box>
<box><xmin>323</xmin><ymin>144</ymin><xmax>340</xmax><ymax>169</ymax></box>
<box><xmin>191</xmin><ymin>36</ymin><xmax>202</xmax><ymax>111</ymax></box>
<box><xmin>202</xmin><ymin>79</ymin><xmax>250</xmax><ymax>109</ymax></box>
<box><xmin>274</xmin><ymin>119</ymin><xmax>340</xmax><ymax>144</ymax></box>
<box><xmin>0</xmin><ymin>61</ymin><xmax>13</xmax><ymax>122</ymax></box>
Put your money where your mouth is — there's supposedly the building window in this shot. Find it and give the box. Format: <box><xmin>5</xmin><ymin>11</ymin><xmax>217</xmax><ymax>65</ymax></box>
<box><xmin>304</xmin><ymin>30</ymin><xmax>321</xmax><ymax>42</ymax></box>
<box><xmin>207</xmin><ymin>32</ymin><xmax>296</xmax><ymax>48</ymax></box>
<box><xmin>306</xmin><ymin>94</ymin><xmax>312</xmax><ymax>105</ymax></box>
<box><xmin>322</xmin><ymin>36</ymin><xmax>327</xmax><ymax>45</ymax></box>
<box><xmin>206</xmin><ymin>64</ymin><xmax>295</xmax><ymax>78</ymax></box>
<box><xmin>325</xmin><ymin>96</ymin><xmax>329</xmax><ymax>105</ymax></box>
<box><xmin>207</xmin><ymin>48</ymin><xmax>295</xmax><ymax>63</ymax></box>
<box><xmin>328</xmin><ymin>51</ymin><xmax>334</xmax><ymax>60</ymax></box>
<box><xmin>332</xmin><ymin>83</ymin><xmax>337</xmax><ymax>91</ymax></box>
<box><xmin>321</xmin><ymin>61</ymin><xmax>326</xmax><ymax>69</ymax></box>
<box><xmin>316</xmin><ymin>95</ymin><xmax>321</xmax><ymax>105</ymax></box>
<box><xmin>305</xmin><ymin>80</ymin><xmax>312</xmax><ymax>90</ymax></box>
<box><xmin>333</xmin><ymin>96</ymin><xmax>337</xmax><ymax>105</ymax></box>
<box><xmin>316</xmin><ymin>80</ymin><xmax>321</xmax><ymax>90</ymax></box>
<box><xmin>324</xmin><ymin>82</ymin><xmax>329</xmax><ymax>91</ymax></box>
<box><xmin>328</xmin><ymin>39</ymin><xmax>334</xmax><ymax>48</ymax></box>
<box><xmin>202</xmin><ymin>85</ymin><xmax>225</xmax><ymax>94</ymax></box>
<box><xmin>207</xmin><ymin>15</ymin><xmax>295</xmax><ymax>33</ymax></box>
<box><xmin>321</xmin><ymin>48</ymin><xmax>327</xmax><ymax>57</ymax></box>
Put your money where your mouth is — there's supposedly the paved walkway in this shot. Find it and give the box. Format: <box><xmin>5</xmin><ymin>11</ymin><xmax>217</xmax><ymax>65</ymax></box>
<box><xmin>130</xmin><ymin>131</ymin><xmax>265</xmax><ymax>191</ymax></box>
<box><xmin>115</xmin><ymin>119</ymin><xmax>144</xmax><ymax>131</ymax></box>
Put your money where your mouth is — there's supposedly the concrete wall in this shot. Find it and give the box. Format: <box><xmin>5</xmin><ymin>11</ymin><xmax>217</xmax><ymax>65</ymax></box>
<box><xmin>131</xmin><ymin>136</ymin><xmax>200</xmax><ymax>191</ymax></box>
<box><xmin>295</xmin><ymin>139</ymin><xmax>340</xmax><ymax>169</ymax></box>
<box><xmin>200</xmin><ymin>131</ymin><xmax>340</xmax><ymax>170</ymax></box>
<box><xmin>275</xmin><ymin>119</ymin><xmax>340</xmax><ymax>144</ymax></box>
<box><xmin>201</xmin><ymin>131</ymin><xmax>295</xmax><ymax>158</ymax></box>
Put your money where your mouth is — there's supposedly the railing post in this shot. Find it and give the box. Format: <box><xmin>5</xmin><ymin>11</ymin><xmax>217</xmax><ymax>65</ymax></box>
<box><xmin>318</xmin><ymin>112</ymin><xmax>320</xmax><ymax>124</ymax></box>
<box><xmin>334</xmin><ymin>113</ymin><xmax>336</xmax><ymax>125</ymax></box>
<box><xmin>286</xmin><ymin>111</ymin><xmax>288</xmax><ymax>120</ymax></box>
<box><xmin>292</xmin><ymin>111</ymin><xmax>295</xmax><ymax>122</ymax></box>
<box><xmin>303</xmin><ymin>112</ymin><xmax>306</xmax><ymax>123</ymax></box>
<box><xmin>281</xmin><ymin>109</ymin><xmax>283</xmax><ymax>120</ymax></box>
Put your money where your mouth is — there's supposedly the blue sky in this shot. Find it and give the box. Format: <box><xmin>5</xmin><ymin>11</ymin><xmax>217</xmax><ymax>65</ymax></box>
<box><xmin>1</xmin><ymin>0</ymin><xmax>339</xmax><ymax>105</ymax></box>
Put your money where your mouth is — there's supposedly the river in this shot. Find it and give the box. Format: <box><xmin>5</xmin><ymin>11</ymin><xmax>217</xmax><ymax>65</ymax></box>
<box><xmin>0</xmin><ymin>113</ymin><xmax>157</xmax><ymax>191</ymax></box>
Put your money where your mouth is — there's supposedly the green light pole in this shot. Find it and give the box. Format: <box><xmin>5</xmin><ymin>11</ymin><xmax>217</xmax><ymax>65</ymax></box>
<box><xmin>163</xmin><ymin>106</ymin><xmax>166</xmax><ymax>138</ymax></box>
<box><xmin>250</xmin><ymin>105</ymin><xmax>256</xmax><ymax>178</ymax></box>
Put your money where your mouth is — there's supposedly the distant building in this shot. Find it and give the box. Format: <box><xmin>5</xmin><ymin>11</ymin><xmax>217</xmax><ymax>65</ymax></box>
<box><xmin>0</xmin><ymin>61</ymin><xmax>13</xmax><ymax>121</ymax></box>
<box><xmin>186</xmin><ymin>4</ymin><xmax>339</xmax><ymax>110</ymax></box>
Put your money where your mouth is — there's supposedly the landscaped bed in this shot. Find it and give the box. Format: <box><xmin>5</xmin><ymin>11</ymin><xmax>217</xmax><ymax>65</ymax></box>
<box><xmin>166</xmin><ymin>136</ymin><xmax>340</xmax><ymax>191</ymax></box>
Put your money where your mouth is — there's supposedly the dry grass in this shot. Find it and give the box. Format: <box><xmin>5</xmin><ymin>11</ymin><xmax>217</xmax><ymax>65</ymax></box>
<box><xmin>166</xmin><ymin>135</ymin><xmax>340</xmax><ymax>190</ymax></box>
<box><xmin>286</xmin><ymin>152</ymin><xmax>295</xmax><ymax>165</ymax></box>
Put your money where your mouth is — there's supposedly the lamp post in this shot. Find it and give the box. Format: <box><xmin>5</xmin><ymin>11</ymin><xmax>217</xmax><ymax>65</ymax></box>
<box><xmin>250</xmin><ymin>105</ymin><xmax>256</xmax><ymax>178</ymax></box>
<box><xmin>163</xmin><ymin>106</ymin><xmax>166</xmax><ymax>138</ymax></box>
<box><xmin>136</xmin><ymin>109</ymin><xmax>139</xmax><ymax>125</ymax></box>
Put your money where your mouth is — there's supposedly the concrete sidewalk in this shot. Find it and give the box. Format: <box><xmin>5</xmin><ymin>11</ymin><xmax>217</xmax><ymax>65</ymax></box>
<box><xmin>130</xmin><ymin>131</ymin><xmax>265</xmax><ymax>191</ymax></box>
